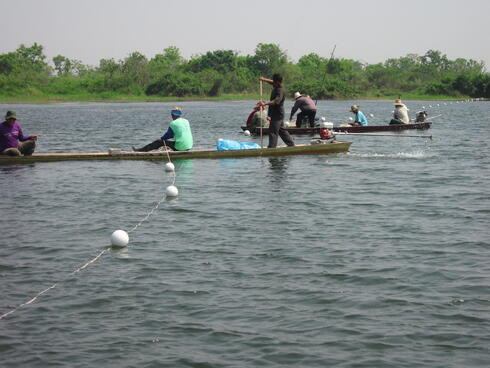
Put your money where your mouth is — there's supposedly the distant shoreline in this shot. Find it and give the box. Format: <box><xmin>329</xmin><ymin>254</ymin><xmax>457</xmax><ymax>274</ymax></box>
<box><xmin>0</xmin><ymin>93</ymin><xmax>484</xmax><ymax>105</ymax></box>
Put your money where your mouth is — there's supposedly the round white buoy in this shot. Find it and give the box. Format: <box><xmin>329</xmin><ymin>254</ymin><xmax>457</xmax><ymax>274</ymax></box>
<box><xmin>164</xmin><ymin>162</ymin><xmax>175</xmax><ymax>172</ymax></box>
<box><xmin>110</xmin><ymin>230</ymin><xmax>129</xmax><ymax>247</ymax></box>
<box><xmin>369</xmin><ymin>113</ymin><xmax>374</xmax><ymax>117</ymax></box>
<box><xmin>165</xmin><ymin>185</ymin><xmax>179</xmax><ymax>197</ymax></box>
<box><xmin>348</xmin><ymin>117</ymin><xmax>353</xmax><ymax>121</ymax></box>
<box><xmin>243</xmin><ymin>130</ymin><xmax>251</xmax><ymax>136</ymax></box>
<box><xmin>284</xmin><ymin>121</ymin><xmax>290</xmax><ymax>127</ymax></box>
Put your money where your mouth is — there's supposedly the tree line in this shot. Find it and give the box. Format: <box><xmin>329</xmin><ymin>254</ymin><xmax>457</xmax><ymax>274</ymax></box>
<box><xmin>0</xmin><ymin>42</ymin><xmax>489</xmax><ymax>99</ymax></box>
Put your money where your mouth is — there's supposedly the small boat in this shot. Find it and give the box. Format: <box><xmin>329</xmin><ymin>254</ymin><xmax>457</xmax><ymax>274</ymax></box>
<box><xmin>242</xmin><ymin>121</ymin><xmax>432</xmax><ymax>135</ymax></box>
<box><xmin>0</xmin><ymin>141</ymin><xmax>352</xmax><ymax>165</ymax></box>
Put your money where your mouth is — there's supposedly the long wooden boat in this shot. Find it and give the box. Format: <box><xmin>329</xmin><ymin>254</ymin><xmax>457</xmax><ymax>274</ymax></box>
<box><xmin>0</xmin><ymin>141</ymin><xmax>352</xmax><ymax>165</ymax></box>
<box><xmin>242</xmin><ymin>121</ymin><xmax>432</xmax><ymax>135</ymax></box>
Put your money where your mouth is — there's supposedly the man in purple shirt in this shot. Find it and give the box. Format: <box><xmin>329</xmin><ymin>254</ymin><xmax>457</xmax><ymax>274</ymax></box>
<box><xmin>0</xmin><ymin>111</ymin><xmax>38</xmax><ymax>156</ymax></box>
<box><xmin>289</xmin><ymin>92</ymin><xmax>317</xmax><ymax>128</ymax></box>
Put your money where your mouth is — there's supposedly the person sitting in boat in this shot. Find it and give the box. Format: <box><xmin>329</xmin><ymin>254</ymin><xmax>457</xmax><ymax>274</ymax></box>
<box><xmin>133</xmin><ymin>107</ymin><xmax>193</xmax><ymax>152</ymax></box>
<box><xmin>347</xmin><ymin>105</ymin><xmax>368</xmax><ymax>126</ymax></box>
<box><xmin>390</xmin><ymin>99</ymin><xmax>410</xmax><ymax>124</ymax></box>
<box><xmin>0</xmin><ymin>110</ymin><xmax>38</xmax><ymax>156</ymax></box>
<box><xmin>252</xmin><ymin>105</ymin><xmax>269</xmax><ymax>130</ymax></box>
<box><xmin>246</xmin><ymin>104</ymin><xmax>269</xmax><ymax>130</ymax></box>
<box><xmin>289</xmin><ymin>92</ymin><xmax>317</xmax><ymax>128</ymax></box>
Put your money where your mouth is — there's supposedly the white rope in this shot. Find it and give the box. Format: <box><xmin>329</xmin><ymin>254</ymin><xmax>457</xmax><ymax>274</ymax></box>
<box><xmin>1</xmin><ymin>149</ymin><xmax>177</xmax><ymax>321</ymax></box>
<box><xmin>127</xmin><ymin>194</ymin><xmax>167</xmax><ymax>233</ymax></box>
<box><xmin>127</xmin><ymin>142</ymin><xmax>176</xmax><ymax>234</ymax></box>
<box><xmin>0</xmin><ymin>249</ymin><xmax>107</xmax><ymax>320</ymax></box>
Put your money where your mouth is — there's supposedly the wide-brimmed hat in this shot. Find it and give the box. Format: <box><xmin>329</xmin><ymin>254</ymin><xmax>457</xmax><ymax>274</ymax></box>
<box><xmin>5</xmin><ymin>110</ymin><xmax>17</xmax><ymax>120</ymax></box>
<box><xmin>350</xmin><ymin>105</ymin><xmax>359</xmax><ymax>112</ymax></box>
<box><xmin>170</xmin><ymin>106</ymin><xmax>183</xmax><ymax>116</ymax></box>
<box><xmin>394</xmin><ymin>99</ymin><xmax>404</xmax><ymax>106</ymax></box>
<box><xmin>294</xmin><ymin>92</ymin><xmax>301</xmax><ymax>99</ymax></box>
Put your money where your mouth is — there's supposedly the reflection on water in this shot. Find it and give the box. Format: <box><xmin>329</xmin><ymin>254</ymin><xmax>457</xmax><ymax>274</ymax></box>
<box><xmin>268</xmin><ymin>157</ymin><xmax>289</xmax><ymax>171</ymax></box>
<box><xmin>266</xmin><ymin>157</ymin><xmax>289</xmax><ymax>186</ymax></box>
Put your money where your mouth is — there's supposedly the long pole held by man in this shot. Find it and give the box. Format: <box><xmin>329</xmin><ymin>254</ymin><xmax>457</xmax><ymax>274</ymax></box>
<box><xmin>258</xmin><ymin>74</ymin><xmax>295</xmax><ymax>148</ymax></box>
<box><xmin>259</xmin><ymin>79</ymin><xmax>263</xmax><ymax>148</ymax></box>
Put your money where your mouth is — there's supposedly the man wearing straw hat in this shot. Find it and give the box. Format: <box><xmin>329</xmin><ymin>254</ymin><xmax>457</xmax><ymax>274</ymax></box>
<box><xmin>133</xmin><ymin>107</ymin><xmax>193</xmax><ymax>151</ymax></box>
<box><xmin>390</xmin><ymin>99</ymin><xmax>410</xmax><ymax>124</ymax></box>
<box><xmin>258</xmin><ymin>73</ymin><xmax>295</xmax><ymax>148</ymax></box>
<box><xmin>348</xmin><ymin>105</ymin><xmax>369</xmax><ymax>127</ymax></box>
<box><xmin>0</xmin><ymin>110</ymin><xmax>38</xmax><ymax>156</ymax></box>
<box><xmin>289</xmin><ymin>92</ymin><xmax>317</xmax><ymax>128</ymax></box>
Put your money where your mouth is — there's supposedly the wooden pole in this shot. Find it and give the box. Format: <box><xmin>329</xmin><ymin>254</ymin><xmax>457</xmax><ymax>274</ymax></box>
<box><xmin>259</xmin><ymin>80</ymin><xmax>264</xmax><ymax>148</ymax></box>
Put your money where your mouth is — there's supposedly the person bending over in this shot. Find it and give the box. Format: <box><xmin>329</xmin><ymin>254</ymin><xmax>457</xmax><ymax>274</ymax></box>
<box><xmin>290</xmin><ymin>92</ymin><xmax>317</xmax><ymax>128</ymax></box>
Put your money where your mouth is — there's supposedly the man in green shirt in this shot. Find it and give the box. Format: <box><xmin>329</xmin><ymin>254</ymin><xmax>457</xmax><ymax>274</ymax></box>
<box><xmin>133</xmin><ymin>107</ymin><xmax>193</xmax><ymax>152</ymax></box>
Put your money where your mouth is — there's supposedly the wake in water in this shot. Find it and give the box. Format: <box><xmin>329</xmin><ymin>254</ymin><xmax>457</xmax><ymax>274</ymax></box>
<box><xmin>347</xmin><ymin>150</ymin><xmax>435</xmax><ymax>159</ymax></box>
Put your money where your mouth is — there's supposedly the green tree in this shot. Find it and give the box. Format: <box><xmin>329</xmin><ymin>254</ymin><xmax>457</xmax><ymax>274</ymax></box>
<box><xmin>53</xmin><ymin>55</ymin><xmax>72</xmax><ymax>76</ymax></box>
<box><xmin>149</xmin><ymin>46</ymin><xmax>184</xmax><ymax>73</ymax></box>
<box><xmin>187</xmin><ymin>50</ymin><xmax>238</xmax><ymax>73</ymax></box>
<box><xmin>253</xmin><ymin>43</ymin><xmax>288</xmax><ymax>76</ymax></box>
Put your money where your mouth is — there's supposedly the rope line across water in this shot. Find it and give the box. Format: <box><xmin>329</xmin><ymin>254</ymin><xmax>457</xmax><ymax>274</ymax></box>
<box><xmin>1</xmin><ymin>150</ymin><xmax>176</xmax><ymax>321</ymax></box>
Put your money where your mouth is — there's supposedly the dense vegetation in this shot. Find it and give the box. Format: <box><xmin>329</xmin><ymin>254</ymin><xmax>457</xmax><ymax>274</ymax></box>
<box><xmin>0</xmin><ymin>42</ymin><xmax>489</xmax><ymax>101</ymax></box>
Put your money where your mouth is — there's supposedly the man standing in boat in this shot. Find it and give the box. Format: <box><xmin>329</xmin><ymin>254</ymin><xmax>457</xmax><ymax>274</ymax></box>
<box><xmin>289</xmin><ymin>92</ymin><xmax>317</xmax><ymax>128</ymax></box>
<box><xmin>258</xmin><ymin>74</ymin><xmax>295</xmax><ymax>148</ymax></box>
<box><xmin>0</xmin><ymin>110</ymin><xmax>38</xmax><ymax>156</ymax></box>
<box><xmin>133</xmin><ymin>107</ymin><xmax>193</xmax><ymax>152</ymax></box>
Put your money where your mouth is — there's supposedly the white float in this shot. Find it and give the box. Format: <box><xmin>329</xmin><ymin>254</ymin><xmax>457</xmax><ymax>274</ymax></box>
<box><xmin>165</xmin><ymin>185</ymin><xmax>179</xmax><ymax>197</ymax></box>
<box><xmin>164</xmin><ymin>162</ymin><xmax>175</xmax><ymax>172</ymax></box>
<box><xmin>243</xmin><ymin>130</ymin><xmax>251</xmax><ymax>136</ymax></box>
<box><xmin>110</xmin><ymin>229</ymin><xmax>129</xmax><ymax>247</ymax></box>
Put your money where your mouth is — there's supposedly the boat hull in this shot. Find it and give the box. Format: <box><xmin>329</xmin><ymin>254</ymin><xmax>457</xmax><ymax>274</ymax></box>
<box><xmin>0</xmin><ymin>141</ymin><xmax>352</xmax><ymax>165</ymax></box>
<box><xmin>243</xmin><ymin>122</ymin><xmax>432</xmax><ymax>135</ymax></box>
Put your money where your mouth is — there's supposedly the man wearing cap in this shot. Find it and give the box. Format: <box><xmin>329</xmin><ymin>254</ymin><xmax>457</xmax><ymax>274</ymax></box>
<box><xmin>133</xmin><ymin>107</ymin><xmax>193</xmax><ymax>152</ymax></box>
<box><xmin>289</xmin><ymin>92</ymin><xmax>317</xmax><ymax>128</ymax></box>
<box><xmin>0</xmin><ymin>111</ymin><xmax>38</xmax><ymax>156</ymax></box>
<box><xmin>390</xmin><ymin>99</ymin><xmax>410</xmax><ymax>124</ymax></box>
<box><xmin>348</xmin><ymin>105</ymin><xmax>369</xmax><ymax>127</ymax></box>
<box><xmin>258</xmin><ymin>73</ymin><xmax>295</xmax><ymax>148</ymax></box>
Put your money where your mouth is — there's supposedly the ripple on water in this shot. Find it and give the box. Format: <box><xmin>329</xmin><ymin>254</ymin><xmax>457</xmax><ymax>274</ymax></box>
<box><xmin>1</xmin><ymin>101</ymin><xmax>489</xmax><ymax>367</ymax></box>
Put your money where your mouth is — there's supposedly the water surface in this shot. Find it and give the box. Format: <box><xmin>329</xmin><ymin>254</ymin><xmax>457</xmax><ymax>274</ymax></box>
<box><xmin>1</xmin><ymin>100</ymin><xmax>489</xmax><ymax>367</ymax></box>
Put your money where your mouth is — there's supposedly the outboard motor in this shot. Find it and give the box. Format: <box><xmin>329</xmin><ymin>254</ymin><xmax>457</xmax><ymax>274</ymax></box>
<box><xmin>415</xmin><ymin>111</ymin><xmax>428</xmax><ymax>122</ymax></box>
<box><xmin>319</xmin><ymin>121</ymin><xmax>335</xmax><ymax>140</ymax></box>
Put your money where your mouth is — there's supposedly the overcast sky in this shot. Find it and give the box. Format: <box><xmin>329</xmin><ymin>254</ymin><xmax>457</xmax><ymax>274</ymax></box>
<box><xmin>1</xmin><ymin>0</ymin><xmax>489</xmax><ymax>69</ymax></box>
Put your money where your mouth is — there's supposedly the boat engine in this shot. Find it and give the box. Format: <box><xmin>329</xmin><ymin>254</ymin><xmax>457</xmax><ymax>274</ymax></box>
<box><xmin>415</xmin><ymin>111</ymin><xmax>428</xmax><ymax>122</ymax></box>
<box><xmin>319</xmin><ymin>121</ymin><xmax>335</xmax><ymax>140</ymax></box>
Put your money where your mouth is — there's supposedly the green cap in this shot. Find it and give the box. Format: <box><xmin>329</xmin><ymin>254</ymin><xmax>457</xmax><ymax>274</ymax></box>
<box><xmin>5</xmin><ymin>110</ymin><xmax>17</xmax><ymax>120</ymax></box>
